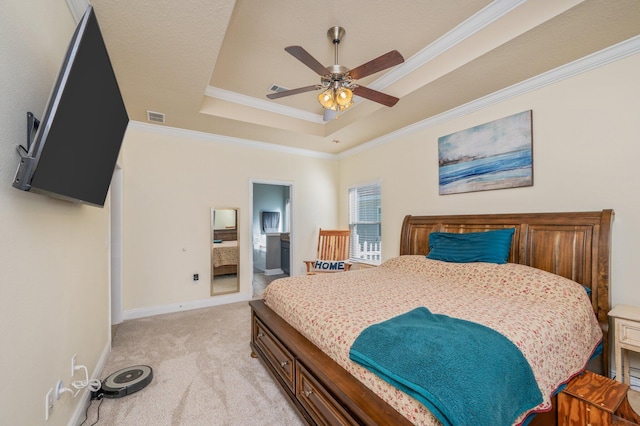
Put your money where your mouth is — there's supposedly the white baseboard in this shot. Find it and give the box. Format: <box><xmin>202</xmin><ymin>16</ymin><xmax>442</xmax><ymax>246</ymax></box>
<box><xmin>264</xmin><ymin>268</ymin><xmax>284</xmax><ymax>276</ymax></box>
<box><xmin>123</xmin><ymin>292</ymin><xmax>252</xmax><ymax>320</ymax></box>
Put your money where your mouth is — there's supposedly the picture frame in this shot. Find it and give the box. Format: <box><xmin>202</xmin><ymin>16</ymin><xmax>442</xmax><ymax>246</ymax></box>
<box><xmin>438</xmin><ymin>110</ymin><xmax>533</xmax><ymax>195</ymax></box>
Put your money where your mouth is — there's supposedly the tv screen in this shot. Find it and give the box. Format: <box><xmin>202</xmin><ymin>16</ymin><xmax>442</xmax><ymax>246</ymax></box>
<box><xmin>12</xmin><ymin>5</ymin><xmax>129</xmax><ymax>207</ymax></box>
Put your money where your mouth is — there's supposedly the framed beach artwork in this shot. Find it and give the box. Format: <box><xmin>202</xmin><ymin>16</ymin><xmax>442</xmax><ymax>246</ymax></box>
<box><xmin>438</xmin><ymin>110</ymin><xmax>533</xmax><ymax>195</ymax></box>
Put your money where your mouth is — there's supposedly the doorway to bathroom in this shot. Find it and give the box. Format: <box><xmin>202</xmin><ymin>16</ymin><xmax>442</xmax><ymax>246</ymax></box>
<box><xmin>251</xmin><ymin>180</ymin><xmax>293</xmax><ymax>297</ymax></box>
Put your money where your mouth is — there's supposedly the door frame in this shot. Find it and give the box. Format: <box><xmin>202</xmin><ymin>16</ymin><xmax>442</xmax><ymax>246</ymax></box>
<box><xmin>249</xmin><ymin>178</ymin><xmax>294</xmax><ymax>283</ymax></box>
<box><xmin>110</xmin><ymin>165</ymin><xmax>123</xmax><ymax>326</ymax></box>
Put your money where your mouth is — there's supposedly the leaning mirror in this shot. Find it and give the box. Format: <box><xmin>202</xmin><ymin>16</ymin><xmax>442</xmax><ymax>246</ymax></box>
<box><xmin>211</xmin><ymin>208</ymin><xmax>239</xmax><ymax>296</ymax></box>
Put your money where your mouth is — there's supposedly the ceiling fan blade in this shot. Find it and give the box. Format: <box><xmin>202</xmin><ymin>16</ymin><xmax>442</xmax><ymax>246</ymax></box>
<box><xmin>285</xmin><ymin>46</ymin><xmax>331</xmax><ymax>76</ymax></box>
<box><xmin>353</xmin><ymin>86</ymin><xmax>399</xmax><ymax>107</ymax></box>
<box><xmin>348</xmin><ymin>50</ymin><xmax>404</xmax><ymax>80</ymax></box>
<box><xmin>266</xmin><ymin>85</ymin><xmax>321</xmax><ymax>99</ymax></box>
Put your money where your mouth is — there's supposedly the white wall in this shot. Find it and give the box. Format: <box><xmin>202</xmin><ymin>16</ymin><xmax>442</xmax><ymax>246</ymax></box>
<box><xmin>0</xmin><ymin>2</ymin><xmax>111</xmax><ymax>425</ymax></box>
<box><xmin>339</xmin><ymin>52</ymin><xmax>640</xmax><ymax>308</ymax></box>
<box><xmin>121</xmin><ymin>51</ymin><xmax>640</xmax><ymax>323</ymax></box>
<box><xmin>338</xmin><ymin>54</ymin><xmax>640</xmax><ymax>376</ymax></box>
<box><xmin>120</xmin><ymin>124</ymin><xmax>339</xmax><ymax>316</ymax></box>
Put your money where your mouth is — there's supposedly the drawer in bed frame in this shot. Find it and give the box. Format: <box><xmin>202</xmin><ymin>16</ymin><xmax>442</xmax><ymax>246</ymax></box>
<box><xmin>296</xmin><ymin>362</ymin><xmax>359</xmax><ymax>425</ymax></box>
<box><xmin>253</xmin><ymin>317</ymin><xmax>295</xmax><ymax>392</ymax></box>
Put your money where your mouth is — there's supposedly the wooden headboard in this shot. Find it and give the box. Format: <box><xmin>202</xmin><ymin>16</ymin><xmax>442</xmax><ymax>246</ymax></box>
<box><xmin>400</xmin><ymin>210</ymin><xmax>614</xmax><ymax>375</ymax></box>
<box><xmin>213</xmin><ymin>228</ymin><xmax>237</xmax><ymax>241</ymax></box>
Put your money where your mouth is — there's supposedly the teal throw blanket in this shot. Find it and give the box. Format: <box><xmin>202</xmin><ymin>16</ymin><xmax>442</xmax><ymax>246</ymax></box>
<box><xmin>349</xmin><ymin>307</ymin><xmax>542</xmax><ymax>426</ymax></box>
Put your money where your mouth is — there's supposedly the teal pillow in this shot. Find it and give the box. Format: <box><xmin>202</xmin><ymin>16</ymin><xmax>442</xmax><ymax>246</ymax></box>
<box><xmin>426</xmin><ymin>228</ymin><xmax>515</xmax><ymax>264</ymax></box>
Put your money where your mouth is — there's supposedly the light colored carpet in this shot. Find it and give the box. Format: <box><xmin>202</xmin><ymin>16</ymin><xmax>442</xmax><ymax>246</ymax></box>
<box><xmin>84</xmin><ymin>302</ymin><xmax>304</xmax><ymax>425</ymax></box>
<box><xmin>84</xmin><ymin>298</ymin><xmax>640</xmax><ymax>425</ymax></box>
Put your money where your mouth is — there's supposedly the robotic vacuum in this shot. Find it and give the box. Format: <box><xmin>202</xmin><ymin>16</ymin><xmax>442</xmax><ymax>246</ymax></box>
<box><xmin>101</xmin><ymin>365</ymin><xmax>153</xmax><ymax>398</ymax></box>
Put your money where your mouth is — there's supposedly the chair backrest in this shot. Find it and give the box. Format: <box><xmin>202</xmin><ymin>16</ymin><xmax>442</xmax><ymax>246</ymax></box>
<box><xmin>316</xmin><ymin>229</ymin><xmax>350</xmax><ymax>261</ymax></box>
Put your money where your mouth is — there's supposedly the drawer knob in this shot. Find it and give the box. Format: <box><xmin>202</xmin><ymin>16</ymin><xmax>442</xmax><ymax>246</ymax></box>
<box><xmin>280</xmin><ymin>360</ymin><xmax>289</xmax><ymax>368</ymax></box>
<box><xmin>305</xmin><ymin>390</ymin><xmax>313</xmax><ymax>397</ymax></box>
<box><xmin>257</xmin><ymin>332</ymin><xmax>264</xmax><ymax>338</ymax></box>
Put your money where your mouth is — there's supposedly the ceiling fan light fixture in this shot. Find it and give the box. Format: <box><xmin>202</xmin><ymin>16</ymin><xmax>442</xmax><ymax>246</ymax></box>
<box><xmin>318</xmin><ymin>89</ymin><xmax>335</xmax><ymax>109</ymax></box>
<box><xmin>337</xmin><ymin>99</ymin><xmax>354</xmax><ymax>111</ymax></box>
<box><xmin>335</xmin><ymin>87</ymin><xmax>352</xmax><ymax>106</ymax></box>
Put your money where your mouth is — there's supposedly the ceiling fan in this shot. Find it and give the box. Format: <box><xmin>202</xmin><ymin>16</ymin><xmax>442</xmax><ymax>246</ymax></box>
<box><xmin>266</xmin><ymin>26</ymin><xmax>404</xmax><ymax>119</ymax></box>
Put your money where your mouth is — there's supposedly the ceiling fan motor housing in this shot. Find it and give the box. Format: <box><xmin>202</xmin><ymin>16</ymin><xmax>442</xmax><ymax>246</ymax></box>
<box><xmin>327</xmin><ymin>64</ymin><xmax>349</xmax><ymax>77</ymax></box>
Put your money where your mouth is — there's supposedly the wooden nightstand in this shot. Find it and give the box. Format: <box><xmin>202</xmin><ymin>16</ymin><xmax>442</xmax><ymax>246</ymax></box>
<box><xmin>558</xmin><ymin>371</ymin><xmax>634</xmax><ymax>425</ymax></box>
<box><xmin>609</xmin><ymin>304</ymin><xmax>640</xmax><ymax>385</ymax></box>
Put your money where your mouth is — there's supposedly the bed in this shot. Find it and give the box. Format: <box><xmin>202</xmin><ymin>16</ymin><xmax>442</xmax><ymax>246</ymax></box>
<box><xmin>249</xmin><ymin>210</ymin><xmax>617</xmax><ymax>425</ymax></box>
<box><xmin>212</xmin><ymin>240</ymin><xmax>238</xmax><ymax>276</ymax></box>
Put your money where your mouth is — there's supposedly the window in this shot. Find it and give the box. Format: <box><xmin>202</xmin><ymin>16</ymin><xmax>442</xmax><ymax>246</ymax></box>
<box><xmin>348</xmin><ymin>182</ymin><xmax>381</xmax><ymax>264</ymax></box>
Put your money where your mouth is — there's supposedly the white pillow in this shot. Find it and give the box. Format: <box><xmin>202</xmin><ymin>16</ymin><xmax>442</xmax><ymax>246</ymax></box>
<box><xmin>313</xmin><ymin>260</ymin><xmax>347</xmax><ymax>272</ymax></box>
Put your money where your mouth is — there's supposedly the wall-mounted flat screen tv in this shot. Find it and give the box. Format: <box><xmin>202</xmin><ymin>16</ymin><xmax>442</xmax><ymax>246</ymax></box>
<box><xmin>12</xmin><ymin>5</ymin><xmax>129</xmax><ymax>207</ymax></box>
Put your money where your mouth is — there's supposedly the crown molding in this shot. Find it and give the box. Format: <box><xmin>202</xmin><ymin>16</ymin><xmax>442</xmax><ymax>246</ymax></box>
<box><xmin>127</xmin><ymin>121</ymin><xmax>336</xmax><ymax>159</ymax></box>
<box><xmin>133</xmin><ymin>35</ymin><xmax>640</xmax><ymax>160</ymax></box>
<box><xmin>204</xmin><ymin>86</ymin><xmax>325</xmax><ymax>124</ymax></box>
<box><xmin>204</xmin><ymin>0</ymin><xmax>526</xmax><ymax>121</ymax></box>
<box><xmin>338</xmin><ymin>35</ymin><xmax>640</xmax><ymax>159</ymax></box>
<box><xmin>371</xmin><ymin>0</ymin><xmax>526</xmax><ymax>90</ymax></box>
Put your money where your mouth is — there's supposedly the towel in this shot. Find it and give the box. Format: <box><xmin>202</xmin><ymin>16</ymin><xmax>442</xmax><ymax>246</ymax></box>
<box><xmin>349</xmin><ymin>307</ymin><xmax>542</xmax><ymax>426</ymax></box>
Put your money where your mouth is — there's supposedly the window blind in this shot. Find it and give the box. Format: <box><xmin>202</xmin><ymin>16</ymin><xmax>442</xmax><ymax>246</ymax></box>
<box><xmin>348</xmin><ymin>183</ymin><xmax>381</xmax><ymax>264</ymax></box>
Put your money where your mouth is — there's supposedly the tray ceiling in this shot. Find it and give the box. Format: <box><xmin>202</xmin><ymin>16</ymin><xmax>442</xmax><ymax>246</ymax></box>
<box><xmin>91</xmin><ymin>0</ymin><xmax>640</xmax><ymax>154</ymax></box>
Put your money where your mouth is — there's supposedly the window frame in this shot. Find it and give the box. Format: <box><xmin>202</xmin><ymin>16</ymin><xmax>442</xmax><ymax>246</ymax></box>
<box><xmin>347</xmin><ymin>181</ymin><xmax>382</xmax><ymax>265</ymax></box>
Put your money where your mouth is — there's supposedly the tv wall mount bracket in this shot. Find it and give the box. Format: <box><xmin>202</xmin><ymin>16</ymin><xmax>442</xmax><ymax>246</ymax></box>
<box><xmin>13</xmin><ymin>112</ymin><xmax>40</xmax><ymax>190</ymax></box>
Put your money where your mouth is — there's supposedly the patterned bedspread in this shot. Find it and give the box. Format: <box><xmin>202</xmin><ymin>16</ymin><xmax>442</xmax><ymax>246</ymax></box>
<box><xmin>211</xmin><ymin>240</ymin><xmax>238</xmax><ymax>267</ymax></box>
<box><xmin>262</xmin><ymin>255</ymin><xmax>602</xmax><ymax>425</ymax></box>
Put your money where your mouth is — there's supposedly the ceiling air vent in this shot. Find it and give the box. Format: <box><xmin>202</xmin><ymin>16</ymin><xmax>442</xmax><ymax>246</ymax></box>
<box><xmin>146</xmin><ymin>111</ymin><xmax>165</xmax><ymax>124</ymax></box>
<box><xmin>268</xmin><ymin>84</ymin><xmax>289</xmax><ymax>93</ymax></box>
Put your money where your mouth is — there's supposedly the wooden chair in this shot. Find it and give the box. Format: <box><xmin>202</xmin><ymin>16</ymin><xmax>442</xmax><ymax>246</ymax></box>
<box><xmin>304</xmin><ymin>229</ymin><xmax>352</xmax><ymax>274</ymax></box>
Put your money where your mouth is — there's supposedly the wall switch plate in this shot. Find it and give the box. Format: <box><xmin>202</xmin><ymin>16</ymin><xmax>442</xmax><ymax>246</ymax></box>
<box><xmin>45</xmin><ymin>387</ymin><xmax>53</xmax><ymax>420</ymax></box>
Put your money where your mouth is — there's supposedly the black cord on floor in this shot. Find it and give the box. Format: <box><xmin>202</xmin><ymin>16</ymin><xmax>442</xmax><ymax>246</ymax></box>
<box><xmin>89</xmin><ymin>398</ymin><xmax>104</xmax><ymax>426</ymax></box>
<box><xmin>79</xmin><ymin>393</ymin><xmax>105</xmax><ymax>426</ymax></box>
<box><xmin>78</xmin><ymin>400</ymin><xmax>91</xmax><ymax>426</ymax></box>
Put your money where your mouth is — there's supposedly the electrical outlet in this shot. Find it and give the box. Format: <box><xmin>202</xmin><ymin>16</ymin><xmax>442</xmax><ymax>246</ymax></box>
<box><xmin>193</xmin><ymin>273</ymin><xmax>199</xmax><ymax>281</ymax></box>
<box><xmin>71</xmin><ymin>354</ymin><xmax>77</xmax><ymax>376</ymax></box>
<box><xmin>45</xmin><ymin>387</ymin><xmax>53</xmax><ymax>420</ymax></box>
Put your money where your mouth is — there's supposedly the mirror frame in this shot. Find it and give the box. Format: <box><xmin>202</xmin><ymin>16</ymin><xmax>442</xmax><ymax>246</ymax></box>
<box><xmin>211</xmin><ymin>208</ymin><xmax>240</xmax><ymax>296</ymax></box>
